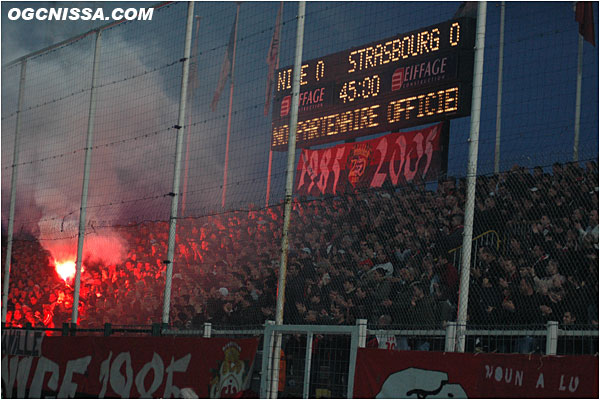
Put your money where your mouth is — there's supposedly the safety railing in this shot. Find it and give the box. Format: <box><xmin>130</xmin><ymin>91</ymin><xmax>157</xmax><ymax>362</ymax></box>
<box><xmin>448</xmin><ymin>229</ymin><xmax>501</xmax><ymax>267</ymax></box>
<box><xmin>3</xmin><ymin>319</ymin><xmax>597</xmax><ymax>399</ymax></box>
<box><xmin>367</xmin><ymin>322</ymin><xmax>598</xmax><ymax>357</ymax></box>
<box><xmin>1</xmin><ymin>322</ymin><xmax>155</xmax><ymax>336</ymax></box>
<box><xmin>161</xmin><ymin>323</ymin><xmax>264</xmax><ymax>338</ymax></box>
<box><xmin>260</xmin><ymin>321</ymin><xmax>363</xmax><ymax>399</ymax></box>
<box><xmin>6</xmin><ymin>319</ymin><xmax>595</xmax><ymax>354</ymax></box>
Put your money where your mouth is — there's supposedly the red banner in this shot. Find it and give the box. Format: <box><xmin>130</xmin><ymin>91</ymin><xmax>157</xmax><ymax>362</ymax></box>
<box><xmin>2</xmin><ymin>336</ymin><xmax>259</xmax><ymax>398</ymax></box>
<box><xmin>354</xmin><ymin>349</ymin><xmax>599</xmax><ymax>398</ymax></box>
<box><xmin>294</xmin><ymin>123</ymin><xmax>447</xmax><ymax>196</ymax></box>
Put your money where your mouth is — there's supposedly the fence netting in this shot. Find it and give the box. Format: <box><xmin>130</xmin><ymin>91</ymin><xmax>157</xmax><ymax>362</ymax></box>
<box><xmin>273</xmin><ymin>333</ymin><xmax>351</xmax><ymax>398</ymax></box>
<box><xmin>1</xmin><ymin>1</ymin><xmax>598</xmax><ymax>351</ymax></box>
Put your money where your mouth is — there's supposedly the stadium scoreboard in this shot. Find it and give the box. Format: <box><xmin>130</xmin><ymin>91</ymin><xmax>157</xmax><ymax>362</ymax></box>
<box><xmin>271</xmin><ymin>17</ymin><xmax>475</xmax><ymax>151</ymax></box>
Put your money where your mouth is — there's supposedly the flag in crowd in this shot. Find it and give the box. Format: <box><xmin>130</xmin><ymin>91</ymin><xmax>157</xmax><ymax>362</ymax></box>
<box><xmin>575</xmin><ymin>1</ymin><xmax>596</xmax><ymax>46</ymax></box>
<box><xmin>188</xmin><ymin>16</ymin><xmax>201</xmax><ymax>95</ymax></box>
<box><xmin>211</xmin><ymin>11</ymin><xmax>239</xmax><ymax>112</ymax></box>
<box><xmin>264</xmin><ymin>2</ymin><xmax>283</xmax><ymax>116</ymax></box>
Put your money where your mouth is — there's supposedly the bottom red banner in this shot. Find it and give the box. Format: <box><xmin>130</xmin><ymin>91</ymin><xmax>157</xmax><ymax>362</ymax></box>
<box><xmin>354</xmin><ymin>349</ymin><xmax>598</xmax><ymax>398</ymax></box>
<box><xmin>2</xmin><ymin>335</ymin><xmax>259</xmax><ymax>398</ymax></box>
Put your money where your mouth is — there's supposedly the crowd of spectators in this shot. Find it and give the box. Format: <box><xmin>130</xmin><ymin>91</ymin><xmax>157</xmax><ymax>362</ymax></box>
<box><xmin>2</xmin><ymin>161</ymin><xmax>598</xmax><ymax>335</ymax></box>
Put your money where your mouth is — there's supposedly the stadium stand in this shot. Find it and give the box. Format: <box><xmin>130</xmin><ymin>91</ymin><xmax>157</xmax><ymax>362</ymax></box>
<box><xmin>3</xmin><ymin>161</ymin><xmax>598</xmax><ymax>335</ymax></box>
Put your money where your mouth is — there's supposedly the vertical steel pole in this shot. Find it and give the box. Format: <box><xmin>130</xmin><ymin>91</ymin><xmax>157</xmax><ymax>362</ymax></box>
<box><xmin>71</xmin><ymin>31</ymin><xmax>102</xmax><ymax>325</ymax></box>
<box><xmin>162</xmin><ymin>1</ymin><xmax>195</xmax><ymax>324</ymax></box>
<box><xmin>260</xmin><ymin>321</ymin><xmax>275</xmax><ymax>398</ymax></box>
<box><xmin>445</xmin><ymin>321</ymin><xmax>457</xmax><ymax>352</ymax></box>
<box><xmin>266</xmin><ymin>149</ymin><xmax>273</xmax><ymax>206</ymax></box>
<box><xmin>494</xmin><ymin>1</ymin><xmax>505</xmax><ymax>174</ymax></box>
<box><xmin>456</xmin><ymin>1</ymin><xmax>487</xmax><ymax>353</ymax></box>
<box><xmin>302</xmin><ymin>332</ymin><xmax>314</xmax><ymax>399</ymax></box>
<box><xmin>573</xmin><ymin>34</ymin><xmax>583</xmax><ymax>162</ymax></box>
<box><xmin>265</xmin><ymin>3</ymin><xmax>282</xmax><ymax>208</ymax></box>
<box><xmin>347</xmin><ymin>327</ymin><xmax>359</xmax><ymax>398</ymax></box>
<box><xmin>1</xmin><ymin>60</ymin><xmax>27</xmax><ymax>325</ymax></box>
<box><xmin>357</xmin><ymin>319</ymin><xmax>367</xmax><ymax>348</ymax></box>
<box><xmin>203</xmin><ymin>322</ymin><xmax>212</xmax><ymax>338</ymax></box>
<box><xmin>181</xmin><ymin>15</ymin><xmax>201</xmax><ymax>218</ymax></box>
<box><xmin>271</xmin><ymin>3</ymin><xmax>306</xmax><ymax>398</ymax></box>
<box><xmin>221</xmin><ymin>4</ymin><xmax>241</xmax><ymax>209</ymax></box>
<box><xmin>546</xmin><ymin>320</ymin><xmax>559</xmax><ymax>355</ymax></box>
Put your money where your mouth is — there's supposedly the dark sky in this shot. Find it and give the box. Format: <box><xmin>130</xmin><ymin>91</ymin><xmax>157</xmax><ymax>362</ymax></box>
<box><xmin>1</xmin><ymin>1</ymin><xmax>155</xmax><ymax>62</ymax></box>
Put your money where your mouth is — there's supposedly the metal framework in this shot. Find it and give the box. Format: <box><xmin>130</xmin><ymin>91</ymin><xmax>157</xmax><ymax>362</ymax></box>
<box><xmin>260</xmin><ymin>321</ymin><xmax>362</xmax><ymax>399</ymax></box>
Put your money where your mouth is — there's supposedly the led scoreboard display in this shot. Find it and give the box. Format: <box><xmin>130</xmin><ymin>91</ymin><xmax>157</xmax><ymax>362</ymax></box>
<box><xmin>271</xmin><ymin>17</ymin><xmax>476</xmax><ymax>150</ymax></box>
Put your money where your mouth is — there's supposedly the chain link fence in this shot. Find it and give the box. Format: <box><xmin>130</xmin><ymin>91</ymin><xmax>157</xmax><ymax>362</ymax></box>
<box><xmin>1</xmin><ymin>2</ymin><xmax>598</xmax><ymax>349</ymax></box>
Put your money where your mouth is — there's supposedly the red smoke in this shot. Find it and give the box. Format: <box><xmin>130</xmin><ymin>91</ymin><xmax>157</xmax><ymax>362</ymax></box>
<box><xmin>44</xmin><ymin>232</ymin><xmax>126</xmax><ymax>284</ymax></box>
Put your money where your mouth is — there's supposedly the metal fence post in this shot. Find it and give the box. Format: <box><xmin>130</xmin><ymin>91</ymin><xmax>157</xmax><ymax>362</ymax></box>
<box><xmin>356</xmin><ymin>319</ymin><xmax>367</xmax><ymax>348</ymax></box>
<box><xmin>162</xmin><ymin>0</ymin><xmax>195</xmax><ymax>325</ymax></box>
<box><xmin>546</xmin><ymin>320</ymin><xmax>558</xmax><ymax>355</ymax></box>
<box><xmin>272</xmin><ymin>4</ymin><xmax>306</xmax><ymax>399</ymax></box>
<box><xmin>274</xmin><ymin>1</ymin><xmax>306</xmax><ymax>328</ymax></box>
<box><xmin>347</xmin><ymin>323</ymin><xmax>360</xmax><ymax>399</ymax></box>
<box><xmin>270</xmin><ymin>334</ymin><xmax>282</xmax><ymax>399</ymax></box>
<box><xmin>203</xmin><ymin>322</ymin><xmax>212</xmax><ymax>338</ymax></box>
<box><xmin>260</xmin><ymin>320</ymin><xmax>275</xmax><ymax>399</ymax></box>
<box><xmin>573</xmin><ymin>29</ymin><xmax>583</xmax><ymax>161</ymax></box>
<box><xmin>71</xmin><ymin>30</ymin><xmax>102</xmax><ymax>325</ymax></box>
<box><xmin>494</xmin><ymin>0</ymin><xmax>506</xmax><ymax>173</ymax></box>
<box><xmin>445</xmin><ymin>322</ymin><xmax>457</xmax><ymax>352</ymax></box>
<box><xmin>1</xmin><ymin>60</ymin><xmax>26</xmax><ymax>325</ymax></box>
<box><xmin>302</xmin><ymin>332</ymin><xmax>313</xmax><ymax>399</ymax></box>
<box><xmin>456</xmin><ymin>1</ymin><xmax>487</xmax><ymax>353</ymax></box>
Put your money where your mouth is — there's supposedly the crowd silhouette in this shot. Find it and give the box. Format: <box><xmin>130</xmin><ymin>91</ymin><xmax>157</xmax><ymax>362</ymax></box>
<box><xmin>3</xmin><ymin>161</ymin><xmax>598</xmax><ymax>336</ymax></box>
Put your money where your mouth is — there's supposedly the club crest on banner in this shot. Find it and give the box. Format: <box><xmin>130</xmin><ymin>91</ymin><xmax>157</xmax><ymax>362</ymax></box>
<box><xmin>209</xmin><ymin>342</ymin><xmax>250</xmax><ymax>398</ymax></box>
<box><xmin>347</xmin><ymin>143</ymin><xmax>373</xmax><ymax>187</ymax></box>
